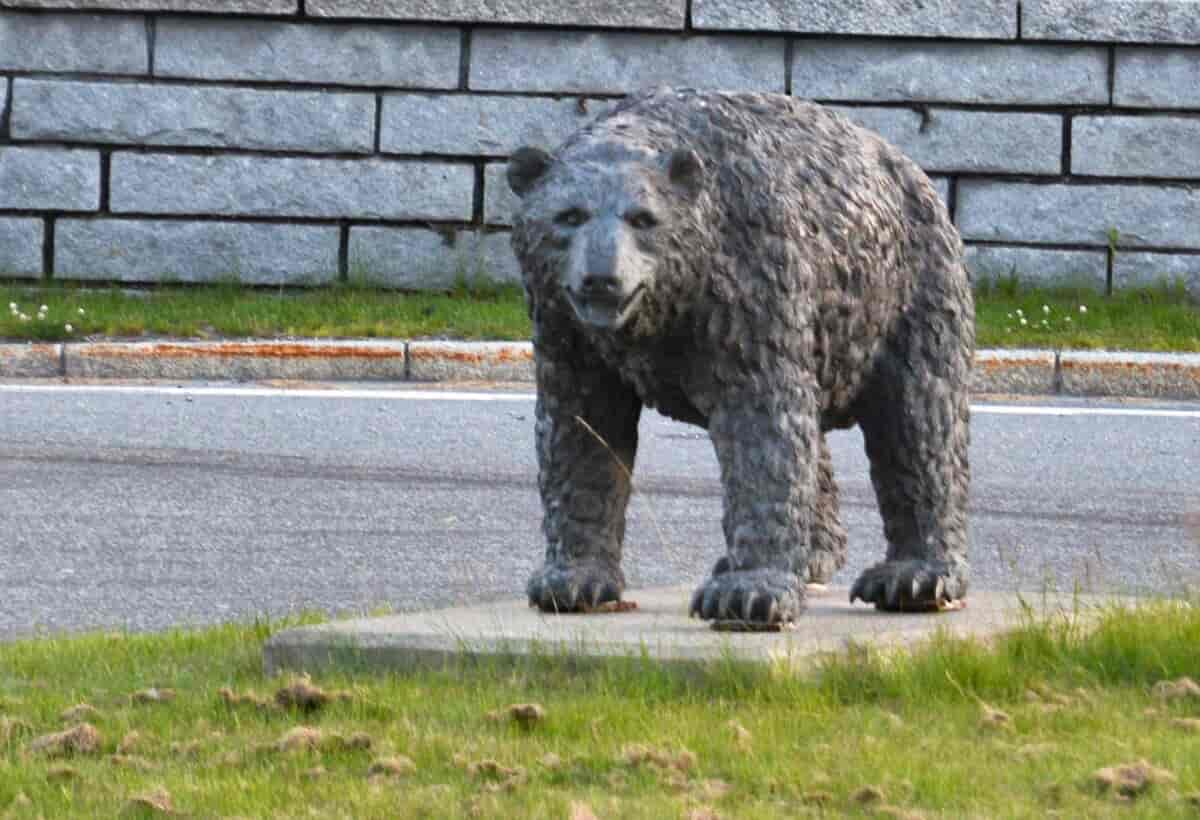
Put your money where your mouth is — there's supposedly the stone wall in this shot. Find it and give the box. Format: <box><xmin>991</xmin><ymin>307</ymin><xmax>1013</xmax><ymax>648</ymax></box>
<box><xmin>1</xmin><ymin>0</ymin><xmax>1198</xmax><ymax>294</ymax></box>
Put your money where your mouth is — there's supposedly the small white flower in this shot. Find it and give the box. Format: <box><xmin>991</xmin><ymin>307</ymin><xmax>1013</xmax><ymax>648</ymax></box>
<box><xmin>1020</xmin><ymin>317</ymin><xmax>1028</xmax><ymax>326</ymax></box>
<box><xmin>19</xmin><ymin>313</ymin><xmax>29</xmax><ymax>322</ymax></box>
<box><xmin>1065</xmin><ymin>317</ymin><xmax>1072</xmax><ymax>323</ymax></box>
<box><xmin>1006</xmin><ymin>313</ymin><xmax>1013</xmax><ymax>319</ymax></box>
<box><xmin>78</xmin><ymin>308</ymin><xmax>86</xmax><ymax>316</ymax></box>
<box><xmin>1041</xmin><ymin>320</ymin><xmax>1049</xmax><ymax>327</ymax></box>
<box><xmin>1079</xmin><ymin>305</ymin><xmax>1088</xmax><ymax>314</ymax></box>
<box><xmin>7</xmin><ymin>302</ymin><xmax>16</xmax><ymax>312</ymax></box>
<box><xmin>39</xmin><ymin>305</ymin><xmax>47</xmax><ymax>313</ymax></box>
<box><xmin>1016</xmin><ymin>308</ymin><xmax>1024</xmax><ymax>316</ymax></box>
<box><xmin>1042</xmin><ymin>304</ymin><xmax>1050</xmax><ymax>314</ymax></box>
<box><xmin>64</xmin><ymin>323</ymin><xmax>73</xmax><ymax>333</ymax></box>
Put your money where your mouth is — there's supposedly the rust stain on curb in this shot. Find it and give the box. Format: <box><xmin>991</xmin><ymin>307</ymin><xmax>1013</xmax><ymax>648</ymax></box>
<box><xmin>406</xmin><ymin>347</ymin><xmax>533</xmax><ymax>364</ymax></box>
<box><xmin>79</xmin><ymin>343</ymin><xmax>406</xmax><ymax>360</ymax></box>
<box><xmin>0</xmin><ymin>343</ymin><xmax>60</xmax><ymax>358</ymax></box>
<box><xmin>974</xmin><ymin>357</ymin><xmax>1052</xmax><ymax>372</ymax></box>
<box><xmin>10</xmin><ymin>341</ymin><xmax>1197</xmax><ymax>400</ymax></box>
<box><xmin>1059</xmin><ymin>360</ymin><xmax>1200</xmax><ymax>376</ymax></box>
<box><xmin>0</xmin><ymin>343</ymin><xmax>64</xmax><ymax>378</ymax></box>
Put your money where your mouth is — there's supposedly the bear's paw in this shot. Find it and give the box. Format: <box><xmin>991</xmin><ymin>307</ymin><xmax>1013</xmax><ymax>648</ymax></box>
<box><xmin>689</xmin><ymin>567</ymin><xmax>804</xmax><ymax>626</ymax></box>
<box><xmin>849</xmin><ymin>560</ymin><xmax>966</xmax><ymax>612</ymax></box>
<box><xmin>527</xmin><ymin>561</ymin><xmax>625</xmax><ymax>614</ymax></box>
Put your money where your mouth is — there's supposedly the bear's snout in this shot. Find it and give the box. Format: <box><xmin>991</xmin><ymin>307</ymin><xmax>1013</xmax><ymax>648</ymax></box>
<box><xmin>564</xmin><ymin>226</ymin><xmax>649</xmax><ymax>331</ymax></box>
<box><xmin>579</xmin><ymin>272</ymin><xmax>621</xmax><ymax>300</ymax></box>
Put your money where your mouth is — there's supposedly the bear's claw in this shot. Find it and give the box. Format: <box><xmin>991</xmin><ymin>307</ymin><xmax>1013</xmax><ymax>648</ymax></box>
<box><xmin>690</xmin><ymin>567</ymin><xmax>803</xmax><ymax>625</ymax></box>
<box><xmin>849</xmin><ymin>560</ymin><xmax>965</xmax><ymax>612</ymax></box>
<box><xmin>527</xmin><ymin>562</ymin><xmax>624</xmax><ymax>613</ymax></box>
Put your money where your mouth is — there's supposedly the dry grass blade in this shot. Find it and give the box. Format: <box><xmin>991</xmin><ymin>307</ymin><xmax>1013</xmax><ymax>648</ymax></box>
<box><xmin>1152</xmin><ymin>677</ymin><xmax>1200</xmax><ymax>700</ymax></box>
<box><xmin>367</xmin><ymin>756</ymin><xmax>416</xmax><ymax>779</ymax></box>
<box><xmin>574</xmin><ymin>414</ymin><xmax>671</xmax><ymax>555</ymax></box>
<box><xmin>274</xmin><ymin>727</ymin><xmax>324</xmax><ymax>753</ymax></box>
<box><xmin>0</xmin><ymin>716</ymin><xmax>34</xmax><ymax>742</ymax></box>
<box><xmin>488</xmin><ymin>703</ymin><xmax>546</xmax><ymax>728</ymax></box>
<box><xmin>217</xmin><ymin>687</ymin><xmax>272</xmax><ymax>710</ymax></box>
<box><xmin>569</xmin><ymin>802</ymin><xmax>599</xmax><ymax>820</ymax></box>
<box><xmin>60</xmin><ymin>703</ymin><xmax>102</xmax><ymax>722</ymax></box>
<box><xmin>852</xmin><ymin>786</ymin><xmax>885</xmax><ymax>805</ymax></box>
<box><xmin>1092</xmin><ymin>759</ymin><xmax>1176</xmax><ymax>798</ymax></box>
<box><xmin>46</xmin><ymin>765</ymin><xmax>79</xmax><ymax>782</ymax></box>
<box><xmin>274</xmin><ymin>677</ymin><xmax>339</xmax><ymax>711</ymax></box>
<box><xmin>27</xmin><ymin>723</ymin><xmax>102</xmax><ymax>758</ymax></box>
<box><xmin>131</xmin><ymin>688</ymin><xmax>176</xmax><ymax>705</ymax></box>
<box><xmin>124</xmin><ymin>786</ymin><xmax>175</xmax><ymax>815</ymax></box>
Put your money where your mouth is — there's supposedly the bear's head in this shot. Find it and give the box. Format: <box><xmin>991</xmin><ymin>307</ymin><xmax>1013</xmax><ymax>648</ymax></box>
<box><xmin>507</xmin><ymin>141</ymin><xmax>704</xmax><ymax>331</ymax></box>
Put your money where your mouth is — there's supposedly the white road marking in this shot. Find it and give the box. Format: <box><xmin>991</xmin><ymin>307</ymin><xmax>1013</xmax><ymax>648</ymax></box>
<box><xmin>0</xmin><ymin>383</ymin><xmax>535</xmax><ymax>402</ymax></box>
<box><xmin>971</xmin><ymin>405</ymin><xmax>1200</xmax><ymax>419</ymax></box>
<box><xmin>1</xmin><ymin>383</ymin><xmax>1198</xmax><ymax>418</ymax></box>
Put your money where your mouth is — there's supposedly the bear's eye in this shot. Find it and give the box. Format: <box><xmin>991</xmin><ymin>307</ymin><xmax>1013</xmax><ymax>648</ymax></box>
<box><xmin>554</xmin><ymin>208</ymin><xmax>589</xmax><ymax>228</ymax></box>
<box><xmin>626</xmin><ymin>210</ymin><xmax>659</xmax><ymax>230</ymax></box>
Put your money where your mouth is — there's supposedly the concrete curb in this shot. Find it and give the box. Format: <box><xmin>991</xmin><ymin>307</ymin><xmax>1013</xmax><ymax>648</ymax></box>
<box><xmin>1</xmin><ymin>340</ymin><xmax>1198</xmax><ymax>400</ymax></box>
<box><xmin>262</xmin><ymin>585</ymin><xmax>1138</xmax><ymax>677</ymax></box>
<box><xmin>65</xmin><ymin>339</ymin><xmax>409</xmax><ymax>382</ymax></box>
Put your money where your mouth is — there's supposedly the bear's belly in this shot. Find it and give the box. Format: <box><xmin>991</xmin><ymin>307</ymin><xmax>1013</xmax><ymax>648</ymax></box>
<box><xmin>642</xmin><ymin>385</ymin><xmax>707</xmax><ymax>428</ymax></box>
<box><xmin>604</xmin><ymin>346</ymin><xmax>710</xmax><ymax>429</ymax></box>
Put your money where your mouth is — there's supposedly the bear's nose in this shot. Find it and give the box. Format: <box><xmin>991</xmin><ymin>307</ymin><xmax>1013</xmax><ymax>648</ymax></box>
<box><xmin>580</xmin><ymin>273</ymin><xmax>620</xmax><ymax>299</ymax></box>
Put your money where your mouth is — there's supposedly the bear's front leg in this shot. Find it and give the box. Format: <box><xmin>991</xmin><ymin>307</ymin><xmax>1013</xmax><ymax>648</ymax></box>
<box><xmin>528</xmin><ymin>350</ymin><xmax>642</xmax><ymax>613</ymax></box>
<box><xmin>690</xmin><ymin>386</ymin><xmax>820</xmax><ymax>626</ymax></box>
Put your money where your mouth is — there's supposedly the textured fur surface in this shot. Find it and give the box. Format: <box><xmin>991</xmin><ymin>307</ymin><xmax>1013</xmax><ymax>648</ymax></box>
<box><xmin>508</xmin><ymin>88</ymin><xmax>974</xmax><ymax>625</ymax></box>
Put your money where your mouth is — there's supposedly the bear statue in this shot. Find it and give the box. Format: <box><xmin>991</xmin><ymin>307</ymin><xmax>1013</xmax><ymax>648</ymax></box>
<box><xmin>507</xmin><ymin>88</ymin><xmax>974</xmax><ymax>626</ymax></box>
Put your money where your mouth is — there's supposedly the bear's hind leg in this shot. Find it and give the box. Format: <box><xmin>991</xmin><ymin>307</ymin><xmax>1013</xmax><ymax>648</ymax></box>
<box><xmin>851</xmin><ymin>329</ymin><xmax>971</xmax><ymax>611</ymax></box>
<box><xmin>807</xmin><ymin>432</ymin><xmax>848</xmax><ymax>585</ymax></box>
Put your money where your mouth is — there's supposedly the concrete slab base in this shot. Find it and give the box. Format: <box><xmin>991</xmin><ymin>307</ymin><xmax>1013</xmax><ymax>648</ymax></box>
<box><xmin>263</xmin><ymin>586</ymin><xmax>1127</xmax><ymax>677</ymax></box>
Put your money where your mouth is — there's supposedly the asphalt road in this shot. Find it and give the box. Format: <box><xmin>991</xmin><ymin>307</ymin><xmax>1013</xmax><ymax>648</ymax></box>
<box><xmin>2</xmin><ymin>382</ymin><xmax>1197</xmax><ymax>640</ymax></box>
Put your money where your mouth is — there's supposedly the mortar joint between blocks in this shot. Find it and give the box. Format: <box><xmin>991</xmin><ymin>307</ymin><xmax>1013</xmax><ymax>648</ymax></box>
<box><xmin>459</xmin><ymin>28</ymin><xmax>471</xmax><ymax>91</ymax></box>
<box><xmin>373</xmin><ymin>92</ymin><xmax>383</xmax><ymax>153</ymax></box>
<box><xmin>1107</xmin><ymin>44</ymin><xmax>1117</xmax><ymax>106</ymax></box>
<box><xmin>42</xmin><ymin>217</ymin><xmax>56</xmax><ymax>282</ymax></box>
<box><xmin>1061</xmin><ymin>114</ymin><xmax>1072</xmax><ymax>177</ymax></box>
<box><xmin>146</xmin><ymin>17</ymin><xmax>156</xmax><ymax>77</ymax></box>
<box><xmin>784</xmin><ymin>38</ymin><xmax>794</xmax><ymax>96</ymax></box>
<box><xmin>472</xmin><ymin>162</ymin><xmax>486</xmax><ymax>225</ymax></box>
<box><xmin>338</xmin><ymin>222</ymin><xmax>350</xmax><ymax>281</ymax></box>
<box><xmin>0</xmin><ymin>78</ymin><xmax>11</xmax><ymax>140</ymax></box>
<box><xmin>99</xmin><ymin>151</ymin><xmax>112</xmax><ymax>213</ymax></box>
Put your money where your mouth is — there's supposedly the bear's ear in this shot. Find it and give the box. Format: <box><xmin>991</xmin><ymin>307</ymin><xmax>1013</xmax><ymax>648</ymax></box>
<box><xmin>507</xmin><ymin>147</ymin><xmax>555</xmax><ymax>198</ymax></box>
<box><xmin>667</xmin><ymin>148</ymin><xmax>704</xmax><ymax>197</ymax></box>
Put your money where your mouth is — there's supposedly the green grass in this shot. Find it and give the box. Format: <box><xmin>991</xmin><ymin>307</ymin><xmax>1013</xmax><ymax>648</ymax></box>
<box><xmin>2</xmin><ymin>277</ymin><xmax>1198</xmax><ymax>352</ymax></box>
<box><xmin>975</xmin><ymin>278</ymin><xmax>1200</xmax><ymax>352</ymax></box>
<box><xmin>3</xmin><ymin>600</ymin><xmax>1200</xmax><ymax>818</ymax></box>
<box><xmin>0</xmin><ymin>279</ymin><xmax>531</xmax><ymax>343</ymax></box>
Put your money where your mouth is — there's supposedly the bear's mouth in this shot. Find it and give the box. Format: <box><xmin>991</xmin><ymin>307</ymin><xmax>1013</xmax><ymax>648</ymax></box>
<box><xmin>567</xmin><ymin>284</ymin><xmax>646</xmax><ymax>330</ymax></box>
